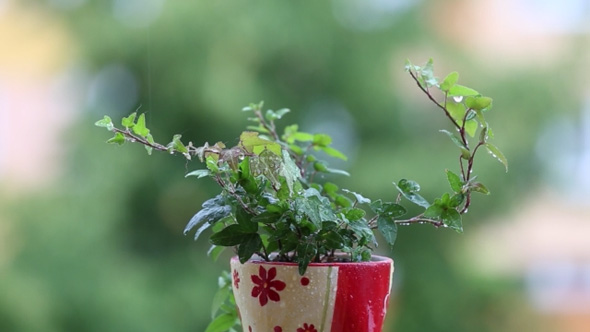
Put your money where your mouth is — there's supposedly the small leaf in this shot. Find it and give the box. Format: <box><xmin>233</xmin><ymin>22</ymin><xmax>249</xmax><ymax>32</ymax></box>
<box><xmin>423</xmin><ymin>204</ymin><xmax>443</xmax><ymax>219</ymax></box>
<box><xmin>185</xmin><ymin>169</ymin><xmax>211</xmax><ymax>179</ymax></box>
<box><xmin>342</xmin><ymin>189</ymin><xmax>371</xmax><ymax>204</ymax></box>
<box><xmin>345</xmin><ymin>208</ymin><xmax>366</xmax><ymax>221</ymax></box>
<box><xmin>132</xmin><ymin>113</ymin><xmax>150</xmax><ymax>137</ymax></box>
<box><xmin>207</xmin><ymin>245</ymin><xmax>225</xmax><ymax>261</ymax></box>
<box><xmin>380</xmin><ymin>203</ymin><xmax>406</xmax><ymax>218</ymax></box>
<box><xmin>145</xmin><ymin>133</ymin><xmax>154</xmax><ymax>155</ymax></box>
<box><xmin>320</xmin><ymin>146</ymin><xmax>348</xmax><ymax>160</ymax></box>
<box><xmin>394</xmin><ymin>179</ymin><xmax>430</xmax><ymax>209</ymax></box>
<box><xmin>167</xmin><ymin>134</ymin><xmax>188</xmax><ymax>154</ymax></box>
<box><xmin>296</xmin><ymin>242</ymin><xmax>317</xmax><ymax>275</ymax></box>
<box><xmin>471</xmin><ymin>182</ymin><xmax>491</xmax><ymax>195</ymax></box>
<box><xmin>313</xmin><ymin>134</ymin><xmax>332</xmax><ymax>147</ymax></box>
<box><xmin>210</xmin><ymin>224</ymin><xmax>252</xmax><ymax>246</ymax></box>
<box><xmin>446</xmin><ymin>169</ymin><xmax>463</xmax><ymax>193</ymax></box>
<box><xmin>184</xmin><ymin>195</ymin><xmax>231</xmax><ymax>238</ymax></box>
<box><xmin>121</xmin><ymin>112</ymin><xmax>137</xmax><ymax>128</ymax></box>
<box><xmin>485</xmin><ymin>143</ymin><xmax>508</xmax><ymax>172</ymax></box>
<box><xmin>440</xmin><ymin>130</ymin><xmax>470</xmax><ymax>157</ymax></box>
<box><xmin>240</xmin><ymin>131</ymin><xmax>281</xmax><ymax>156</ymax></box>
<box><xmin>210</xmin><ymin>285</ymin><xmax>230</xmax><ymax>318</ymax></box>
<box><xmin>325</xmin><ymin>168</ymin><xmax>350</xmax><ymax>177</ymax></box>
<box><xmin>95</xmin><ymin>115</ymin><xmax>114</xmax><ymax>131</ymax></box>
<box><xmin>448</xmin><ymin>84</ymin><xmax>479</xmax><ymax>97</ymax></box>
<box><xmin>440</xmin><ymin>71</ymin><xmax>459</xmax><ymax>92</ymax></box>
<box><xmin>107</xmin><ymin>132</ymin><xmax>126</xmax><ymax>145</ymax></box>
<box><xmin>235</xmin><ymin>207</ymin><xmax>257</xmax><ymax>233</ymax></box>
<box><xmin>465</xmin><ymin>96</ymin><xmax>492</xmax><ymax>110</ymax></box>
<box><xmin>464</xmin><ymin>119</ymin><xmax>478</xmax><ymax>137</ymax></box>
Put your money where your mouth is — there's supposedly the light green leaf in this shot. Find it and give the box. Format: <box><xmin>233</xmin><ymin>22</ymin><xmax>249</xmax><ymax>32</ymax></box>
<box><xmin>106</xmin><ymin>132</ymin><xmax>125</xmax><ymax>145</ymax></box>
<box><xmin>145</xmin><ymin>133</ymin><xmax>154</xmax><ymax>155</ymax></box>
<box><xmin>95</xmin><ymin>115</ymin><xmax>114</xmax><ymax>131</ymax></box>
<box><xmin>485</xmin><ymin>143</ymin><xmax>508</xmax><ymax>172</ymax></box>
<box><xmin>447</xmin><ymin>101</ymin><xmax>466</xmax><ymax>122</ymax></box>
<box><xmin>204</xmin><ymin>313</ymin><xmax>238</xmax><ymax>332</ymax></box>
<box><xmin>313</xmin><ymin>134</ymin><xmax>332</xmax><ymax>147</ymax></box>
<box><xmin>325</xmin><ymin>168</ymin><xmax>350</xmax><ymax>177</ymax></box>
<box><xmin>440</xmin><ymin>71</ymin><xmax>459</xmax><ymax>92</ymax></box>
<box><xmin>466</xmin><ymin>96</ymin><xmax>492</xmax><ymax>110</ymax></box>
<box><xmin>121</xmin><ymin>112</ymin><xmax>136</xmax><ymax>128</ymax></box>
<box><xmin>464</xmin><ymin>119</ymin><xmax>478</xmax><ymax>137</ymax></box>
<box><xmin>240</xmin><ymin>131</ymin><xmax>281</xmax><ymax>156</ymax></box>
<box><xmin>132</xmin><ymin>113</ymin><xmax>150</xmax><ymax>137</ymax></box>
<box><xmin>342</xmin><ymin>189</ymin><xmax>371</xmax><ymax>204</ymax></box>
<box><xmin>186</xmin><ymin>169</ymin><xmax>211</xmax><ymax>179</ymax></box>
<box><xmin>440</xmin><ymin>130</ymin><xmax>469</xmax><ymax>157</ymax></box>
<box><xmin>448</xmin><ymin>84</ymin><xmax>479</xmax><ymax>97</ymax></box>
<box><xmin>167</xmin><ymin>134</ymin><xmax>188</xmax><ymax>154</ymax></box>
<box><xmin>280</xmin><ymin>150</ymin><xmax>300</xmax><ymax>195</ymax></box>
<box><xmin>320</xmin><ymin>146</ymin><xmax>348</xmax><ymax>160</ymax></box>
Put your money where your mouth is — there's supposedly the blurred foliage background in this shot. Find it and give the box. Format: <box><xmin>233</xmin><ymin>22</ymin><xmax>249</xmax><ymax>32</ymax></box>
<box><xmin>2</xmin><ymin>0</ymin><xmax>589</xmax><ymax>331</ymax></box>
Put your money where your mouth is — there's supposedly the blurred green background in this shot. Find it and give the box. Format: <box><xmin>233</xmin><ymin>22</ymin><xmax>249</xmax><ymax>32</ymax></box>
<box><xmin>2</xmin><ymin>0</ymin><xmax>590</xmax><ymax>331</ymax></box>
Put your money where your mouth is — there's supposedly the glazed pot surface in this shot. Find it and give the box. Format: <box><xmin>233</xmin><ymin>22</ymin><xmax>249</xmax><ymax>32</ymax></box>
<box><xmin>230</xmin><ymin>255</ymin><xmax>393</xmax><ymax>332</ymax></box>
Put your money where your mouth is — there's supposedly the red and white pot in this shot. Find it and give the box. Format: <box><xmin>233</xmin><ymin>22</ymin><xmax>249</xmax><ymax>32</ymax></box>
<box><xmin>230</xmin><ymin>255</ymin><xmax>394</xmax><ymax>332</ymax></box>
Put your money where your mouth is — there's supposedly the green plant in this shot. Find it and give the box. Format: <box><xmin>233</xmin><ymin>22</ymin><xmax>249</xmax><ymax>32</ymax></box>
<box><xmin>96</xmin><ymin>59</ymin><xmax>506</xmax><ymax>330</ymax></box>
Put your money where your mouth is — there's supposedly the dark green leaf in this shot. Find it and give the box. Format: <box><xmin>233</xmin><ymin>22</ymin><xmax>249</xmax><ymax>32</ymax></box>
<box><xmin>449</xmin><ymin>193</ymin><xmax>465</xmax><ymax>207</ymax></box>
<box><xmin>442</xmin><ymin>209</ymin><xmax>463</xmax><ymax>233</ymax></box>
<box><xmin>252</xmin><ymin>211</ymin><xmax>281</xmax><ymax>224</ymax></box>
<box><xmin>237</xmin><ymin>234</ymin><xmax>262</xmax><ymax>263</ymax></box>
<box><xmin>423</xmin><ymin>204</ymin><xmax>443</xmax><ymax>219</ymax></box>
<box><xmin>446</xmin><ymin>169</ymin><xmax>463</xmax><ymax>193</ymax></box>
<box><xmin>381</xmin><ymin>203</ymin><xmax>406</xmax><ymax>218</ymax></box>
<box><xmin>377</xmin><ymin>216</ymin><xmax>398</xmax><ymax>247</ymax></box>
<box><xmin>236</xmin><ymin>207</ymin><xmax>257</xmax><ymax>233</ymax></box>
<box><xmin>394</xmin><ymin>179</ymin><xmax>430</xmax><ymax>209</ymax></box>
<box><xmin>184</xmin><ymin>195</ymin><xmax>231</xmax><ymax>239</ymax></box>
<box><xmin>296</xmin><ymin>242</ymin><xmax>317</xmax><ymax>275</ymax></box>
<box><xmin>210</xmin><ymin>224</ymin><xmax>252</xmax><ymax>246</ymax></box>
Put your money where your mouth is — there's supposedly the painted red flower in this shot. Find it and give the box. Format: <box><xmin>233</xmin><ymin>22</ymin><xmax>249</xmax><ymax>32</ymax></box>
<box><xmin>297</xmin><ymin>323</ymin><xmax>317</xmax><ymax>332</ymax></box>
<box><xmin>273</xmin><ymin>327</ymin><xmax>282</xmax><ymax>332</ymax></box>
<box><xmin>251</xmin><ymin>266</ymin><xmax>286</xmax><ymax>306</ymax></box>
<box><xmin>233</xmin><ymin>269</ymin><xmax>240</xmax><ymax>289</ymax></box>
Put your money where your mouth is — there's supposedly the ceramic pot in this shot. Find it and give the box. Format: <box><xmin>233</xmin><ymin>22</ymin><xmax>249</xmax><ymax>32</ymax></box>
<box><xmin>230</xmin><ymin>255</ymin><xmax>394</xmax><ymax>332</ymax></box>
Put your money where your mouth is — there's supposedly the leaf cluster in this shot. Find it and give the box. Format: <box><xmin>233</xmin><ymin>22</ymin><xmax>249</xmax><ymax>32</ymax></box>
<box><xmin>97</xmin><ymin>60</ymin><xmax>506</xmax><ymax>275</ymax></box>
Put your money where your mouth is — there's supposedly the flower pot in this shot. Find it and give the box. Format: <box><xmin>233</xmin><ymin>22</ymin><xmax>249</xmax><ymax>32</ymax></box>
<box><xmin>230</xmin><ymin>255</ymin><xmax>394</xmax><ymax>332</ymax></box>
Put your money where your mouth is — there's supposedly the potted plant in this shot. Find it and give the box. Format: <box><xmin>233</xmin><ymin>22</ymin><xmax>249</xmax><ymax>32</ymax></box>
<box><xmin>96</xmin><ymin>59</ymin><xmax>507</xmax><ymax>332</ymax></box>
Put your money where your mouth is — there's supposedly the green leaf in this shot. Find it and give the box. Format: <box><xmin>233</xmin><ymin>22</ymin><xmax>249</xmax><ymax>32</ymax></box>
<box><xmin>240</xmin><ymin>131</ymin><xmax>281</xmax><ymax>156</ymax></box>
<box><xmin>252</xmin><ymin>211</ymin><xmax>281</xmax><ymax>224</ymax></box>
<box><xmin>121</xmin><ymin>112</ymin><xmax>136</xmax><ymax>128</ymax></box>
<box><xmin>313</xmin><ymin>133</ymin><xmax>332</xmax><ymax>147</ymax></box>
<box><xmin>440</xmin><ymin>130</ymin><xmax>469</xmax><ymax>157</ymax></box>
<box><xmin>186</xmin><ymin>169</ymin><xmax>211</xmax><ymax>179</ymax></box>
<box><xmin>107</xmin><ymin>132</ymin><xmax>125</xmax><ymax>145</ymax></box>
<box><xmin>381</xmin><ymin>203</ymin><xmax>406</xmax><ymax>218</ymax></box>
<box><xmin>207</xmin><ymin>245</ymin><xmax>225</xmax><ymax>261</ymax></box>
<box><xmin>342</xmin><ymin>189</ymin><xmax>371</xmax><ymax>204</ymax></box>
<box><xmin>471</xmin><ymin>182</ymin><xmax>491</xmax><ymax>195</ymax></box>
<box><xmin>465</xmin><ymin>96</ymin><xmax>492</xmax><ymax>110</ymax></box>
<box><xmin>296</xmin><ymin>242</ymin><xmax>317</xmax><ymax>275</ymax></box>
<box><xmin>440</xmin><ymin>71</ymin><xmax>459</xmax><ymax>92</ymax></box>
<box><xmin>447</xmin><ymin>101</ymin><xmax>466</xmax><ymax>122</ymax></box>
<box><xmin>325</xmin><ymin>168</ymin><xmax>350</xmax><ymax>177</ymax></box>
<box><xmin>237</xmin><ymin>234</ymin><xmax>262</xmax><ymax>263</ymax></box>
<box><xmin>394</xmin><ymin>179</ymin><xmax>430</xmax><ymax>209</ymax></box>
<box><xmin>420</xmin><ymin>58</ymin><xmax>438</xmax><ymax>87</ymax></box>
<box><xmin>423</xmin><ymin>204</ymin><xmax>443</xmax><ymax>219</ymax></box>
<box><xmin>442</xmin><ymin>209</ymin><xmax>463</xmax><ymax>233</ymax></box>
<box><xmin>265</xmin><ymin>108</ymin><xmax>290</xmax><ymax>121</ymax></box>
<box><xmin>320</xmin><ymin>146</ymin><xmax>348</xmax><ymax>160</ymax></box>
<box><xmin>204</xmin><ymin>313</ymin><xmax>238</xmax><ymax>332</ymax></box>
<box><xmin>280</xmin><ymin>150</ymin><xmax>301</xmax><ymax>195</ymax></box>
<box><xmin>448</xmin><ymin>84</ymin><xmax>479</xmax><ymax>97</ymax></box>
<box><xmin>446</xmin><ymin>169</ymin><xmax>463</xmax><ymax>193</ymax></box>
<box><xmin>235</xmin><ymin>207</ymin><xmax>257</xmax><ymax>233</ymax></box>
<box><xmin>167</xmin><ymin>134</ymin><xmax>188</xmax><ymax>154</ymax></box>
<box><xmin>485</xmin><ymin>143</ymin><xmax>508</xmax><ymax>172</ymax></box>
<box><xmin>377</xmin><ymin>216</ymin><xmax>398</xmax><ymax>247</ymax></box>
<box><xmin>210</xmin><ymin>224</ymin><xmax>252</xmax><ymax>246</ymax></box>
<box><xmin>210</xmin><ymin>285</ymin><xmax>230</xmax><ymax>318</ymax></box>
<box><xmin>345</xmin><ymin>208</ymin><xmax>366</xmax><ymax>221</ymax></box>
<box><xmin>132</xmin><ymin>113</ymin><xmax>150</xmax><ymax>137</ymax></box>
<box><xmin>184</xmin><ymin>195</ymin><xmax>231</xmax><ymax>239</ymax></box>
<box><xmin>95</xmin><ymin>115</ymin><xmax>114</xmax><ymax>131</ymax></box>
<box><xmin>464</xmin><ymin>119</ymin><xmax>478</xmax><ymax>137</ymax></box>
<box><xmin>145</xmin><ymin>133</ymin><xmax>154</xmax><ymax>155</ymax></box>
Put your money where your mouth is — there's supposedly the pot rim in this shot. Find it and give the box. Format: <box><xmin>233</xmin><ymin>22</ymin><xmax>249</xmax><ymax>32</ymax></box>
<box><xmin>231</xmin><ymin>254</ymin><xmax>393</xmax><ymax>267</ymax></box>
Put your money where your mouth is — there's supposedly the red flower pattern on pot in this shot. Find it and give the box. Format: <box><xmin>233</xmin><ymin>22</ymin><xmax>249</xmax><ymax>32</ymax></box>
<box><xmin>250</xmin><ymin>266</ymin><xmax>286</xmax><ymax>306</ymax></box>
<box><xmin>233</xmin><ymin>269</ymin><xmax>240</xmax><ymax>289</ymax></box>
<box><xmin>273</xmin><ymin>327</ymin><xmax>282</xmax><ymax>332</ymax></box>
<box><xmin>297</xmin><ymin>323</ymin><xmax>317</xmax><ymax>332</ymax></box>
